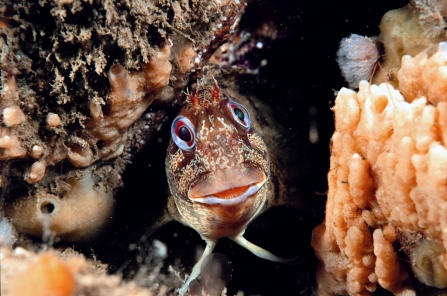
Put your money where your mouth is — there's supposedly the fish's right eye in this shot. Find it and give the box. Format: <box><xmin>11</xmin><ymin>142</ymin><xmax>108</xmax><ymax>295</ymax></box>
<box><xmin>171</xmin><ymin>116</ymin><xmax>196</xmax><ymax>150</ymax></box>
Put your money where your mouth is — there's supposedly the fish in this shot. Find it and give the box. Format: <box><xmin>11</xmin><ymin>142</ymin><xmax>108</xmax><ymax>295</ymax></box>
<box><xmin>163</xmin><ymin>69</ymin><xmax>296</xmax><ymax>294</ymax></box>
<box><xmin>134</xmin><ymin>65</ymin><xmax>322</xmax><ymax>294</ymax></box>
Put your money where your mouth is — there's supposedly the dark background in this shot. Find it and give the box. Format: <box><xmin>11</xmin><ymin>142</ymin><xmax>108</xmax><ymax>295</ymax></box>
<box><xmin>96</xmin><ymin>0</ymin><xmax>409</xmax><ymax>295</ymax></box>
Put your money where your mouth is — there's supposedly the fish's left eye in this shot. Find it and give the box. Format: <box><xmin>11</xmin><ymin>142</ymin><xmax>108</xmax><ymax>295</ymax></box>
<box><xmin>227</xmin><ymin>101</ymin><xmax>251</xmax><ymax>130</ymax></box>
<box><xmin>171</xmin><ymin>116</ymin><xmax>196</xmax><ymax>151</ymax></box>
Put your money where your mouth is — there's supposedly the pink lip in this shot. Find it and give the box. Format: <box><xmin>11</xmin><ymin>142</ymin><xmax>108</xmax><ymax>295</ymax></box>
<box><xmin>188</xmin><ymin>167</ymin><xmax>266</xmax><ymax>206</ymax></box>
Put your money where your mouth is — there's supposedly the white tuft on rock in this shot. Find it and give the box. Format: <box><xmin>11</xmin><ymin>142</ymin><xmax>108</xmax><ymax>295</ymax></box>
<box><xmin>0</xmin><ymin>218</ymin><xmax>17</xmax><ymax>247</ymax></box>
<box><xmin>337</xmin><ymin>34</ymin><xmax>380</xmax><ymax>89</ymax></box>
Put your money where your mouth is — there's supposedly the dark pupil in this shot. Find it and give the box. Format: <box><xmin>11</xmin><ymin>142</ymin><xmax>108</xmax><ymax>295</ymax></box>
<box><xmin>178</xmin><ymin>126</ymin><xmax>192</xmax><ymax>143</ymax></box>
<box><xmin>234</xmin><ymin>107</ymin><xmax>245</xmax><ymax>122</ymax></box>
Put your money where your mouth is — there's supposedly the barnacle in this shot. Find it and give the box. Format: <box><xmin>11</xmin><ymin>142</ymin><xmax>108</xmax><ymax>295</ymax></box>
<box><xmin>407</xmin><ymin>238</ymin><xmax>447</xmax><ymax>289</ymax></box>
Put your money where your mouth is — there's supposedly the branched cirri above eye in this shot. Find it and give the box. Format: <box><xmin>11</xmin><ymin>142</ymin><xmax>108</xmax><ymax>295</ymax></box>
<box><xmin>171</xmin><ymin>115</ymin><xmax>196</xmax><ymax>150</ymax></box>
<box><xmin>227</xmin><ymin>101</ymin><xmax>251</xmax><ymax>130</ymax></box>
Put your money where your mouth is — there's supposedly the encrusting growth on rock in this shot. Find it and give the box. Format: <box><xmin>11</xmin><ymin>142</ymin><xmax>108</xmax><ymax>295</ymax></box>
<box><xmin>373</xmin><ymin>0</ymin><xmax>447</xmax><ymax>87</ymax></box>
<box><xmin>86</xmin><ymin>44</ymin><xmax>172</xmax><ymax>163</ymax></box>
<box><xmin>0</xmin><ymin>76</ymin><xmax>27</xmax><ymax>160</ymax></box>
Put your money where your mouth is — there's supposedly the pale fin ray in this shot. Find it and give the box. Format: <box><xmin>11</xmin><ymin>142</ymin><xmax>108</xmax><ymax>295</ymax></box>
<box><xmin>230</xmin><ymin>233</ymin><xmax>297</xmax><ymax>263</ymax></box>
<box><xmin>178</xmin><ymin>239</ymin><xmax>218</xmax><ymax>295</ymax></box>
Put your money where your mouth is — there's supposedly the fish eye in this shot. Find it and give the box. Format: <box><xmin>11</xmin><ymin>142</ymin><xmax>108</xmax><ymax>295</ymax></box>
<box><xmin>227</xmin><ymin>101</ymin><xmax>251</xmax><ymax>130</ymax></box>
<box><xmin>171</xmin><ymin>116</ymin><xmax>196</xmax><ymax>150</ymax></box>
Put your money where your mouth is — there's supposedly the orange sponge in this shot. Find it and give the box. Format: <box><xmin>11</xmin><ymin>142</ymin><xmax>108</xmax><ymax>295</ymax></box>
<box><xmin>10</xmin><ymin>252</ymin><xmax>76</xmax><ymax>296</ymax></box>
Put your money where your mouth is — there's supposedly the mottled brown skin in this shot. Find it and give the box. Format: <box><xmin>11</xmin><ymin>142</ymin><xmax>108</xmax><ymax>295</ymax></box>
<box><xmin>165</xmin><ymin>78</ymin><xmax>270</xmax><ymax>240</ymax></box>
<box><xmin>163</xmin><ymin>71</ymin><xmax>300</xmax><ymax>295</ymax></box>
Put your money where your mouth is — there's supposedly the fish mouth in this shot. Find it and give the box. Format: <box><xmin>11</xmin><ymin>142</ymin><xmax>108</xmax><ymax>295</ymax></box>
<box><xmin>188</xmin><ymin>167</ymin><xmax>266</xmax><ymax>206</ymax></box>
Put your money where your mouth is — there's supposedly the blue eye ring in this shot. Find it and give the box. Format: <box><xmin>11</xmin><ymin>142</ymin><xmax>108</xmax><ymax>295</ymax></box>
<box><xmin>171</xmin><ymin>115</ymin><xmax>196</xmax><ymax>151</ymax></box>
<box><xmin>227</xmin><ymin>100</ymin><xmax>251</xmax><ymax>130</ymax></box>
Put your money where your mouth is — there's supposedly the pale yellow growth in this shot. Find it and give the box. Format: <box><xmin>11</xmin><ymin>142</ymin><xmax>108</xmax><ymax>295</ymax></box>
<box><xmin>373</xmin><ymin>3</ymin><xmax>446</xmax><ymax>87</ymax></box>
<box><xmin>312</xmin><ymin>43</ymin><xmax>447</xmax><ymax>295</ymax></box>
<box><xmin>46</xmin><ymin>112</ymin><xmax>62</xmax><ymax>127</ymax></box>
<box><xmin>0</xmin><ymin>130</ymin><xmax>27</xmax><ymax>159</ymax></box>
<box><xmin>25</xmin><ymin>161</ymin><xmax>47</xmax><ymax>184</ymax></box>
<box><xmin>0</xmin><ymin>74</ymin><xmax>39</xmax><ymax>181</ymax></box>
<box><xmin>30</xmin><ymin>145</ymin><xmax>44</xmax><ymax>159</ymax></box>
<box><xmin>3</xmin><ymin>106</ymin><xmax>26</xmax><ymax>126</ymax></box>
<box><xmin>0</xmin><ymin>75</ymin><xmax>28</xmax><ymax>159</ymax></box>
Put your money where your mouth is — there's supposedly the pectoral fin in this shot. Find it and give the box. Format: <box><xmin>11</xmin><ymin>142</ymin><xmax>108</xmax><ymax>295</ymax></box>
<box><xmin>229</xmin><ymin>233</ymin><xmax>297</xmax><ymax>263</ymax></box>
<box><xmin>178</xmin><ymin>238</ymin><xmax>218</xmax><ymax>296</ymax></box>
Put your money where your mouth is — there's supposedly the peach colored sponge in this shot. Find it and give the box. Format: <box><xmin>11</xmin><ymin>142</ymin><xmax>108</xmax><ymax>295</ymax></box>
<box><xmin>10</xmin><ymin>252</ymin><xmax>76</xmax><ymax>296</ymax></box>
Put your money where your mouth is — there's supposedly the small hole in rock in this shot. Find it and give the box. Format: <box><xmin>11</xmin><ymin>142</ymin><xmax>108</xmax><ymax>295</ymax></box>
<box><xmin>41</xmin><ymin>202</ymin><xmax>55</xmax><ymax>214</ymax></box>
<box><xmin>110</xmin><ymin>64</ymin><xmax>124</xmax><ymax>75</ymax></box>
<box><xmin>97</xmin><ymin>140</ymin><xmax>104</xmax><ymax>150</ymax></box>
